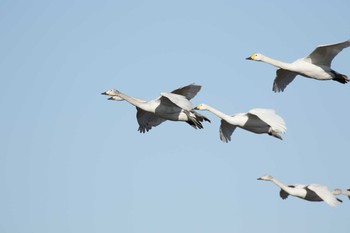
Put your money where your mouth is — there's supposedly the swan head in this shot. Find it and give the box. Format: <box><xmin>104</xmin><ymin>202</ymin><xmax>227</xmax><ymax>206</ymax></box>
<box><xmin>332</xmin><ymin>189</ymin><xmax>343</xmax><ymax>195</ymax></box>
<box><xmin>101</xmin><ymin>89</ymin><xmax>120</xmax><ymax>96</ymax></box>
<box><xmin>194</xmin><ymin>104</ymin><xmax>208</xmax><ymax>111</ymax></box>
<box><xmin>108</xmin><ymin>96</ymin><xmax>124</xmax><ymax>101</ymax></box>
<box><xmin>257</xmin><ymin>175</ymin><xmax>274</xmax><ymax>181</ymax></box>
<box><xmin>246</xmin><ymin>53</ymin><xmax>263</xmax><ymax>61</ymax></box>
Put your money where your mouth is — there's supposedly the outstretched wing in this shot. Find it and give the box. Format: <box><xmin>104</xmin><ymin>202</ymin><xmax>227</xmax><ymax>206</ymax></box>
<box><xmin>248</xmin><ymin>108</ymin><xmax>287</xmax><ymax>133</ymax></box>
<box><xmin>219</xmin><ymin>119</ymin><xmax>237</xmax><ymax>143</ymax></box>
<box><xmin>136</xmin><ymin>107</ymin><xmax>166</xmax><ymax>133</ymax></box>
<box><xmin>171</xmin><ymin>83</ymin><xmax>201</xmax><ymax>100</ymax></box>
<box><xmin>273</xmin><ymin>69</ymin><xmax>298</xmax><ymax>92</ymax></box>
<box><xmin>303</xmin><ymin>40</ymin><xmax>350</xmax><ymax>66</ymax></box>
<box><xmin>160</xmin><ymin>92</ymin><xmax>193</xmax><ymax>111</ymax></box>
<box><xmin>308</xmin><ymin>184</ymin><xmax>338</xmax><ymax>207</ymax></box>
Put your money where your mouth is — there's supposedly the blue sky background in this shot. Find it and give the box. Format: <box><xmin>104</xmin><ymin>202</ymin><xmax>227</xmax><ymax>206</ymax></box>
<box><xmin>1</xmin><ymin>1</ymin><xmax>350</xmax><ymax>232</ymax></box>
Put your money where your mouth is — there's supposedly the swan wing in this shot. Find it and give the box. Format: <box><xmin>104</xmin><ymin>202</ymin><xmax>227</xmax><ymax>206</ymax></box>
<box><xmin>273</xmin><ymin>69</ymin><xmax>298</xmax><ymax>92</ymax></box>
<box><xmin>278</xmin><ymin>185</ymin><xmax>294</xmax><ymax>200</ymax></box>
<box><xmin>308</xmin><ymin>184</ymin><xmax>338</xmax><ymax>207</ymax></box>
<box><xmin>160</xmin><ymin>92</ymin><xmax>193</xmax><ymax>111</ymax></box>
<box><xmin>219</xmin><ymin>119</ymin><xmax>237</xmax><ymax>143</ymax></box>
<box><xmin>279</xmin><ymin>189</ymin><xmax>290</xmax><ymax>200</ymax></box>
<box><xmin>170</xmin><ymin>83</ymin><xmax>202</xmax><ymax>100</ymax></box>
<box><xmin>303</xmin><ymin>40</ymin><xmax>350</xmax><ymax>66</ymax></box>
<box><xmin>136</xmin><ymin>107</ymin><xmax>166</xmax><ymax>133</ymax></box>
<box><xmin>248</xmin><ymin>108</ymin><xmax>287</xmax><ymax>133</ymax></box>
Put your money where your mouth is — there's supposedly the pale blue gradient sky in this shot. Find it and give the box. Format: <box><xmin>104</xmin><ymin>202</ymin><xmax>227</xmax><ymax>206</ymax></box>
<box><xmin>1</xmin><ymin>1</ymin><xmax>350</xmax><ymax>232</ymax></box>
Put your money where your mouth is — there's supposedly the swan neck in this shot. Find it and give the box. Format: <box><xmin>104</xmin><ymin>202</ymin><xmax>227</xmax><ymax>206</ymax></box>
<box><xmin>205</xmin><ymin>105</ymin><xmax>229</xmax><ymax>120</ymax></box>
<box><xmin>261</xmin><ymin>55</ymin><xmax>290</xmax><ymax>69</ymax></box>
<box><xmin>270</xmin><ymin>177</ymin><xmax>294</xmax><ymax>194</ymax></box>
<box><xmin>270</xmin><ymin>178</ymin><xmax>305</xmax><ymax>198</ymax></box>
<box><xmin>117</xmin><ymin>92</ymin><xmax>146</xmax><ymax>108</ymax></box>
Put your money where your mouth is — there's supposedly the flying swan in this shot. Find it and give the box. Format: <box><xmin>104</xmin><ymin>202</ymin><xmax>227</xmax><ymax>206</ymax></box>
<box><xmin>257</xmin><ymin>175</ymin><xmax>345</xmax><ymax>207</ymax></box>
<box><xmin>246</xmin><ymin>39</ymin><xmax>350</xmax><ymax>92</ymax></box>
<box><xmin>194</xmin><ymin>104</ymin><xmax>286</xmax><ymax>142</ymax></box>
<box><xmin>101</xmin><ymin>84</ymin><xmax>210</xmax><ymax>133</ymax></box>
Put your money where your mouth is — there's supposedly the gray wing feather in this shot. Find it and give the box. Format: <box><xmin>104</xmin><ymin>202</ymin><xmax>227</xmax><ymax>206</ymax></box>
<box><xmin>273</xmin><ymin>69</ymin><xmax>298</xmax><ymax>92</ymax></box>
<box><xmin>136</xmin><ymin>107</ymin><xmax>166</xmax><ymax>133</ymax></box>
<box><xmin>160</xmin><ymin>92</ymin><xmax>193</xmax><ymax>110</ymax></box>
<box><xmin>171</xmin><ymin>84</ymin><xmax>201</xmax><ymax>100</ymax></box>
<box><xmin>303</xmin><ymin>40</ymin><xmax>350</xmax><ymax>66</ymax></box>
<box><xmin>248</xmin><ymin>108</ymin><xmax>287</xmax><ymax>133</ymax></box>
<box><xmin>219</xmin><ymin>120</ymin><xmax>237</xmax><ymax>143</ymax></box>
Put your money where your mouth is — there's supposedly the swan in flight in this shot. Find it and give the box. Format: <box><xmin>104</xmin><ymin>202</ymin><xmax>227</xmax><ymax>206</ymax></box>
<box><xmin>101</xmin><ymin>84</ymin><xmax>210</xmax><ymax>133</ymax></box>
<box><xmin>246</xmin><ymin>39</ymin><xmax>350</xmax><ymax>92</ymax></box>
<box><xmin>257</xmin><ymin>175</ymin><xmax>342</xmax><ymax>207</ymax></box>
<box><xmin>194</xmin><ymin>104</ymin><xmax>286</xmax><ymax>142</ymax></box>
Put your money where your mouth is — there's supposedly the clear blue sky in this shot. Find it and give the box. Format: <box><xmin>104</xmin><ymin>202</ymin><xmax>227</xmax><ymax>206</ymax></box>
<box><xmin>1</xmin><ymin>1</ymin><xmax>350</xmax><ymax>232</ymax></box>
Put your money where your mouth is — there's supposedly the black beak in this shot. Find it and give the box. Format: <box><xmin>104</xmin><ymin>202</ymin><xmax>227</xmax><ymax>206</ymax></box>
<box><xmin>246</xmin><ymin>56</ymin><xmax>252</xmax><ymax>60</ymax></box>
<box><xmin>101</xmin><ymin>92</ymin><xmax>108</xmax><ymax>95</ymax></box>
<box><xmin>108</xmin><ymin>97</ymin><xmax>114</xmax><ymax>100</ymax></box>
<box><xmin>257</xmin><ymin>177</ymin><xmax>262</xmax><ymax>180</ymax></box>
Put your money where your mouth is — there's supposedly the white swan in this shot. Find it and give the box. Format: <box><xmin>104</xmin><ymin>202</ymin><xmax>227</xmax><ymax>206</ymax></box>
<box><xmin>101</xmin><ymin>84</ymin><xmax>210</xmax><ymax>133</ymax></box>
<box><xmin>194</xmin><ymin>104</ymin><xmax>286</xmax><ymax>142</ymax></box>
<box><xmin>257</xmin><ymin>175</ymin><xmax>342</xmax><ymax>207</ymax></box>
<box><xmin>246</xmin><ymin>39</ymin><xmax>350</xmax><ymax>92</ymax></box>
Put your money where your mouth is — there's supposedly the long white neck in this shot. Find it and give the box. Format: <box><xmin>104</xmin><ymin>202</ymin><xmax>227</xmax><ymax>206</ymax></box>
<box><xmin>204</xmin><ymin>105</ymin><xmax>231</xmax><ymax>122</ymax></box>
<box><xmin>270</xmin><ymin>177</ymin><xmax>302</xmax><ymax>197</ymax></box>
<box><xmin>117</xmin><ymin>92</ymin><xmax>152</xmax><ymax>112</ymax></box>
<box><xmin>260</xmin><ymin>55</ymin><xmax>291</xmax><ymax>70</ymax></box>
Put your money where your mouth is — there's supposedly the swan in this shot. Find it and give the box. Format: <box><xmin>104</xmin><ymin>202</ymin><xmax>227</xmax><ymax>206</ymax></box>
<box><xmin>101</xmin><ymin>84</ymin><xmax>210</xmax><ymax>133</ymax></box>
<box><xmin>194</xmin><ymin>104</ymin><xmax>286</xmax><ymax>142</ymax></box>
<box><xmin>246</xmin><ymin>39</ymin><xmax>350</xmax><ymax>92</ymax></box>
<box><xmin>257</xmin><ymin>175</ymin><xmax>342</xmax><ymax>207</ymax></box>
